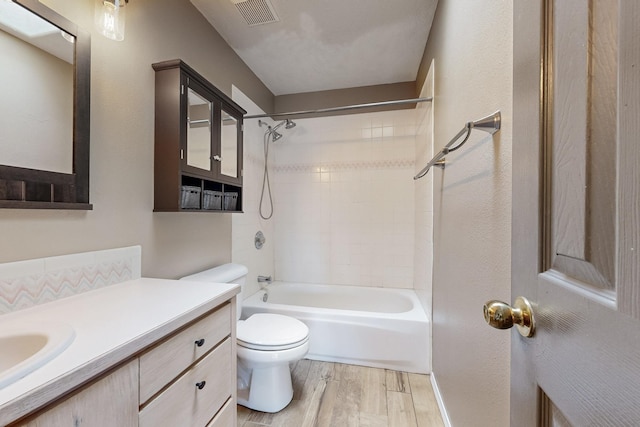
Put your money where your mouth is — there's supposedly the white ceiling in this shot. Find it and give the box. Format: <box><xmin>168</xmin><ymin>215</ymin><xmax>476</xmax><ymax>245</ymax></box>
<box><xmin>191</xmin><ymin>0</ymin><xmax>438</xmax><ymax>96</ymax></box>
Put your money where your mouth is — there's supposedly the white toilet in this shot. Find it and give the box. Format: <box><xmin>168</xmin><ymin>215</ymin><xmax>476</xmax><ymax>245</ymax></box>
<box><xmin>181</xmin><ymin>263</ymin><xmax>309</xmax><ymax>413</ymax></box>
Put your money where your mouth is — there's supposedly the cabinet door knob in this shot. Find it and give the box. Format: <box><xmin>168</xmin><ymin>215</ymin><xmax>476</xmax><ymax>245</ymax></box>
<box><xmin>194</xmin><ymin>338</ymin><xmax>205</xmax><ymax>347</ymax></box>
<box><xmin>212</xmin><ymin>155</ymin><xmax>222</xmax><ymax>162</ymax></box>
<box><xmin>196</xmin><ymin>381</ymin><xmax>206</xmax><ymax>390</ymax></box>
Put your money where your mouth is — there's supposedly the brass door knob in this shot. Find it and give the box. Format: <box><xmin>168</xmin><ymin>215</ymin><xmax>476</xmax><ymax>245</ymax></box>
<box><xmin>483</xmin><ymin>296</ymin><xmax>535</xmax><ymax>338</ymax></box>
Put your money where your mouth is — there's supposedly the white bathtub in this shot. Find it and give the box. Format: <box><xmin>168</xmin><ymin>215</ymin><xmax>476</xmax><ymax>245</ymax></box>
<box><xmin>241</xmin><ymin>282</ymin><xmax>430</xmax><ymax>374</ymax></box>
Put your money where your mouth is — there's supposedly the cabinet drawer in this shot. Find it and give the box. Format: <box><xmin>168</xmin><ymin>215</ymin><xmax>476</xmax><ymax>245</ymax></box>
<box><xmin>139</xmin><ymin>337</ymin><xmax>232</xmax><ymax>427</ymax></box>
<box><xmin>206</xmin><ymin>398</ymin><xmax>235</xmax><ymax>427</ymax></box>
<box><xmin>139</xmin><ymin>303</ymin><xmax>231</xmax><ymax>403</ymax></box>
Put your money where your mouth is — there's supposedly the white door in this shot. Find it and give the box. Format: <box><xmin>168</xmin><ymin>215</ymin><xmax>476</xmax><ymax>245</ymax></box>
<box><xmin>495</xmin><ymin>1</ymin><xmax>640</xmax><ymax>425</ymax></box>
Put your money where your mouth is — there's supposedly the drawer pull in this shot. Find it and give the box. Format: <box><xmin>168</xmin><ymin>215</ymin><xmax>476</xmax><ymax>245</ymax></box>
<box><xmin>196</xmin><ymin>381</ymin><xmax>206</xmax><ymax>390</ymax></box>
<box><xmin>195</xmin><ymin>339</ymin><xmax>205</xmax><ymax>347</ymax></box>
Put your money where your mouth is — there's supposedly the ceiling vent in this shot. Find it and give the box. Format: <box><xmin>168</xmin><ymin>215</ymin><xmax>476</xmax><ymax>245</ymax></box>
<box><xmin>230</xmin><ymin>0</ymin><xmax>280</xmax><ymax>27</ymax></box>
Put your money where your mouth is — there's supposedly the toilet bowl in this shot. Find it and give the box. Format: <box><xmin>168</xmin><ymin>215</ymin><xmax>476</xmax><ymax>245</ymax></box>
<box><xmin>181</xmin><ymin>264</ymin><xmax>309</xmax><ymax>413</ymax></box>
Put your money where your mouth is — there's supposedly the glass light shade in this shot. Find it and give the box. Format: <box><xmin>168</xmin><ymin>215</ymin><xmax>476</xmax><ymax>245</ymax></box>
<box><xmin>94</xmin><ymin>0</ymin><xmax>126</xmax><ymax>41</ymax></box>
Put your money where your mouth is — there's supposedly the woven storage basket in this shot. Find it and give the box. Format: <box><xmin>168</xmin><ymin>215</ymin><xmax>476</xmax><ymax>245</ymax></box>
<box><xmin>180</xmin><ymin>185</ymin><xmax>201</xmax><ymax>209</ymax></box>
<box><xmin>223</xmin><ymin>192</ymin><xmax>238</xmax><ymax>211</ymax></box>
<box><xmin>203</xmin><ymin>190</ymin><xmax>223</xmax><ymax>210</ymax></box>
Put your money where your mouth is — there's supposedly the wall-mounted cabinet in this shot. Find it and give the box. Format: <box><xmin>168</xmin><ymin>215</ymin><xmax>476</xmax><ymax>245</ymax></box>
<box><xmin>152</xmin><ymin>60</ymin><xmax>245</xmax><ymax>212</ymax></box>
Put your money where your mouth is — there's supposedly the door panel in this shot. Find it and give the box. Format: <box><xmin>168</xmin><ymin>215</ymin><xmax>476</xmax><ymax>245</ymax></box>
<box><xmin>512</xmin><ymin>1</ymin><xmax>640</xmax><ymax>426</ymax></box>
<box><xmin>617</xmin><ymin>1</ymin><xmax>640</xmax><ymax>319</ymax></box>
<box><xmin>541</xmin><ymin>394</ymin><xmax>573</xmax><ymax>427</ymax></box>
<box><xmin>550</xmin><ymin>0</ymin><xmax>617</xmax><ymax>291</ymax></box>
<box><xmin>551</xmin><ymin>0</ymin><xmax>589</xmax><ymax>262</ymax></box>
<box><xmin>537</xmin><ymin>275</ymin><xmax>640</xmax><ymax>425</ymax></box>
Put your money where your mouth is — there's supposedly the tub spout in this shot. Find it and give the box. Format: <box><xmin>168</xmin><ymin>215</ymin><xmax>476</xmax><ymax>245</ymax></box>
<box><xmin>258</xmin><ymin>275</ymin><xmax>272</xmax><ymax>285</ymax></box>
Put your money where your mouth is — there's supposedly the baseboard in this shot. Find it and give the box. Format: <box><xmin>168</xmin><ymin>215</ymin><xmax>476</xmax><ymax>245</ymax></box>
<box><xmin>430</xmin><ymin>372</ymin><xmax>452</xmax><ymax>427</ymax></box>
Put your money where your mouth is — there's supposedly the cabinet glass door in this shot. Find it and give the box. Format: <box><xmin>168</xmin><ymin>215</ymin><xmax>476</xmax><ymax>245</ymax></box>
<box><xmin>219</xmin><ymin>109</ymin><xmax>239</xmax><ymax>180</ymax></box>
<box><xmin>186</xmin><ymin>87</ymin><xmax>212</xmax><ymax>172</ymax></box>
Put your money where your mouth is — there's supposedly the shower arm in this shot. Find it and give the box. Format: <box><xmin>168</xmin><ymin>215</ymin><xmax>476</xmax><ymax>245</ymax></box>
<box><xmin>270</xmin><ymin>121</ymin><xmax>285</xmax><ymax>133</ymax></box>
<box><xmin>258</xmin><ymin>119</ymin><xmax>287</xmax><ymax>133</ymax></box>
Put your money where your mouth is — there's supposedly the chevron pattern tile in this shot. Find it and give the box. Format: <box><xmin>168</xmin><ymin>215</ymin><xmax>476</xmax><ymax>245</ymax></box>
<box><xmin>0</xmin><ymin>246</ymin><xmax>141</xmax><ymax>315</ymax></box>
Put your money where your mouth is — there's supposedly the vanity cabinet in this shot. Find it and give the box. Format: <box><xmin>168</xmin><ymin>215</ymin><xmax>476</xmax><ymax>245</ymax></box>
<box><xmin>11</xmin><ymin>302</ymin><xmax>236</xmax><ymax>427</ymax></box>
<box><xmin>15</xmin><ymin>360</ymin><xmax>139</xmax><ymax>427</ymax></box>
<box><xmin>153</xmin><ymin>60</ymin><xmax>246</xmax><ymax>212</ymax></box>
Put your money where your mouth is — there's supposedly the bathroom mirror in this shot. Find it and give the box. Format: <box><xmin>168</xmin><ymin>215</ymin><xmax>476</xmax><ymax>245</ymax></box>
<box><xmin>186</xmin><ymin>87</ymin><xmax>212</xmax><ymax>172</ymax></box>
<box><xmin>0</xmin><ymin>0</ymin><xmax>91</xmax><ymax>209</ymax></box>
<box><xmin>220</xmin><ymin>109</ymin><xmax>239</xmax><ymax>179</ymax></box>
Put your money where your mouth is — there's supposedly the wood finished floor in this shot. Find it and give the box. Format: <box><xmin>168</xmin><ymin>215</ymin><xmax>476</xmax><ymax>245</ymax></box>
<box><xmin>237</xmin><ymin>359</ymin><xmax>445</xmax><ymax>427</ymax></box>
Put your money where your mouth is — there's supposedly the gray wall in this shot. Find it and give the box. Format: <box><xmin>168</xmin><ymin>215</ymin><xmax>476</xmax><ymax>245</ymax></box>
<box><xmin>0</xmin><ymin>0</ymin><xmax>274</xmax><ymax>278</ymax></box>
<box><xmin>419</xmin><ymin>1</ymin><xmax>513</xmax><ymax>425</ymax></box>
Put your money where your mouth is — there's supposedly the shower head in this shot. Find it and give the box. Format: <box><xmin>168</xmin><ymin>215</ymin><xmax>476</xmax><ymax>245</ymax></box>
<box><xmin>261</xmin><ymin>119</ymin><xmax>294</xmax><ymax>142</ymax></box>
<box><xmin>270</xmin><ymin>119</ymin><xmax>296</xmax><ymax>133</ymax></box>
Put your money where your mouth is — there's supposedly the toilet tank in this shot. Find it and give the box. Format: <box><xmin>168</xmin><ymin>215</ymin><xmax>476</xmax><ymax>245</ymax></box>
<box><xmin>180</xmin><ymin>263</ymin><xmax>248</xmax><ymax>320</ymax></box>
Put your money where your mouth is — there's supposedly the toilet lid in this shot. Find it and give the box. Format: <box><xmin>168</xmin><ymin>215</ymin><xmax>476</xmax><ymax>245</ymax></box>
<box><xmin>237</xmin><ymin>313</ymin><xmax>309</xmax><ymax>351</ymax></box>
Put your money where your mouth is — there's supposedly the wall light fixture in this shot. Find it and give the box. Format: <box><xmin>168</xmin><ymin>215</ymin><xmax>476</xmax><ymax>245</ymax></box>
<box><xmin>94</xmin><ymin>0</ymin><xmax>128</xmax><ymax>41</ymax></box>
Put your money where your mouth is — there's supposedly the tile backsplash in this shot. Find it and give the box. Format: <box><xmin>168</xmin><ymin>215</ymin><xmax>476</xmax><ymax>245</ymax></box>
<box><xmin>0</xmin><ymin>246</ymin><xmax>141</xmax><ymax>315</ymax></box>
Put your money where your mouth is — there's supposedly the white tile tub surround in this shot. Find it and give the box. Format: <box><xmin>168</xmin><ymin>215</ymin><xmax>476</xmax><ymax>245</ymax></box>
<box><xmin>271</xmin><ymin>110</ymin><xmax>418</xmax><ymax>288</ymax></box>
<box><xmin>0</xmin><ymin>246</ymin><xmax>141</xmax><ymax>314</ymax></box>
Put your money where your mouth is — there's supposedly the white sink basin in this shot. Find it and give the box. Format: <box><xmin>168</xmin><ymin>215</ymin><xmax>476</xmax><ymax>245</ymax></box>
<box><xmin>0</xmin><ymin>323</ymin><xmax>75</xmax><ymax>389</ymax></box>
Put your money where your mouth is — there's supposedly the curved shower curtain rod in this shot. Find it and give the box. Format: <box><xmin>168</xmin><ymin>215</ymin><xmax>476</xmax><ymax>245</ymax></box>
<box><xmin>244</xmin><ymin>97</ymin><xmax>433</xmax><ymax>120</ymax></box>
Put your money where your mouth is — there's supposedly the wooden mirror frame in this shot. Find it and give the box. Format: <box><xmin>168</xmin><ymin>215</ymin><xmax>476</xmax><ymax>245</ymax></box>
<box><xmin>0</xmin><ymin>0</ymin><xmax>91</xmax><ymax>209</ymax></box>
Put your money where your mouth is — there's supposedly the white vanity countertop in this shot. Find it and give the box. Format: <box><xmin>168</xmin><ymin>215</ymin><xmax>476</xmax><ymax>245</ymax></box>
<box><xmin>0</xmin><ymin>278</ymin><xmax>239</xmax><ymax>426</ymax></box>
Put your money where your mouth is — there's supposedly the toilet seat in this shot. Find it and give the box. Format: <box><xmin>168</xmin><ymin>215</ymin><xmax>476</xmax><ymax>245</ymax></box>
<box><xmin>238</xmin><ymin>313</ymin><xmax>309</xmax><ymax>351</ymax></box>
<box><xmin>238</xmin><ymin>336</ymin><xmax>309</xmax><ymax>351</ymax></box>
